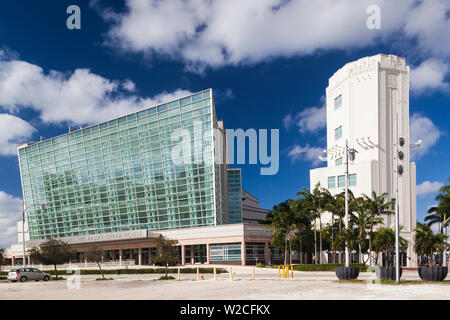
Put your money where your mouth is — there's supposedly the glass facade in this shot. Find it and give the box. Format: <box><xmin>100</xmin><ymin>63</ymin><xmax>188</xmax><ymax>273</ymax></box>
<box><xmin>18</xmin><ymin>90</ymin><xmax>224</xmax><ymax>241</ymax></box>
<box><xmin>227</xmin><ymin>169</ymin><xmax>242</xmax><ymax>224</ymax></box>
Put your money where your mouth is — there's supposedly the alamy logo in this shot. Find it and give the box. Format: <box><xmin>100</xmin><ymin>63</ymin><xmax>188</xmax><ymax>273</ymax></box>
<box><xmin>170</xmin><ymin>121</ymin><xmax>279</xmax><ymax>175</ymax></box>
<box><xmin>66</xmin><ymin>5</ymin><xmax>81</xmax><ymax>30</ymax></box>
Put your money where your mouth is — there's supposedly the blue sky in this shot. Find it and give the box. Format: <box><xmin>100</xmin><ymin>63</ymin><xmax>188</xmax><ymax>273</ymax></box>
<box><xmin>0</xmin><ymin>0</ymin><xmax>449</xmax><ymax>247</ymax></box>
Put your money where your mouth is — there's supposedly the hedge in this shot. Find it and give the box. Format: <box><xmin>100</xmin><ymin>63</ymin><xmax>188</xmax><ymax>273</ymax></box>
<box><xmin>273</xmin><ymin>263</ymin><xmax>368</xmax><ymax>272</ymax></box>
<box><xmin>39</xmin><ymin>267</ymin><xmax>228</xmax><ymax>275</ymax></box>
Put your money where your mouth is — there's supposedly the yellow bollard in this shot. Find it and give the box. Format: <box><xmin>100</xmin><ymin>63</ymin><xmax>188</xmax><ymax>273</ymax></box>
<box><xmin>252</xmin><ymin>267</ymin><xmax>255</xmax><ymax>280</ymax></box>
<box><xmin>178</xmin><ymin>268</ymin><xmax>181</xmax><ymax>281</ymax></box>
<box><xmin>230</xmin><ymin>267</ymin><xmax>233</xmax><ymax>281</ymax></box>
<box><xmin>278</xmin><ymin>266</ymin><xmax>281</xmax><ymax>279</ymax></box>
<box><xmin>214</xmin><ymin>267</ymin><xmax>217</xmax><ymax>280</ymax></box>
<box><xmin>291</xmin><ymin>264</ymin><xmax>294</xmax><ymax>279</ymax></box>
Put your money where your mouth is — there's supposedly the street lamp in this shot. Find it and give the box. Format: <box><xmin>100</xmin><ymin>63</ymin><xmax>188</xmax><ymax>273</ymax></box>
<box><xmin>443</xmin><ymin>216</ymin><xmax>449</xmax><ymax>268</ymax></box>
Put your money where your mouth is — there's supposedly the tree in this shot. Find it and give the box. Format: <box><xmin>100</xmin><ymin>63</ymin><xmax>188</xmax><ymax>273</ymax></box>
<box><xmin>372</xmin><ymin>227</ymin><xmax>407</xmax><ymax>267</ymax></box>
<box><xmin>265</xmin><ymin>200</ymin><xmax>297</xmax><ymax>265</ymax></box>
<box><xmin>82</xmin><ymin>247</ymin><xmax>106</xmax><ymax>280</ymax></box>
<box><xmin>426</xmin><ymin>178</ymin><xmax>450</xmax><ymax>234</ymax></box>
<box><xmin>326</xmin><ymin>189</ymin><xmax>357</xmax><ymax>264</ymax></box>
<box><xmin>291</xmin><ymin>199</ymin><xmax>311</xmax><ymax>264</ymax></box>
<box><xmin>297</xmin><ymin>184</ymin><xmax>328</xmax><ymax>264</ymax></box>
<box><xmin>151</xmin><ymin>235</ymin><xmax>179</xmax><ymax>277</ymax></box>
<box><xmin>0</xmin><ymin>248</ymin><xmax>6</xmax><ymax>272</ymax></box>
<box><xmin>29</xmin><ymin>239</ymin><xmax>73</xmax><ymax>278</ymax></box>
<box><xmin>361</xmin><ymin>191</ymin><xmax>393</xmax><ymax>265</ymax></box>
<box><xmin>414</xmin><ymin>223</ymin><xmax>448</xmax><ymax>267</ymax></box>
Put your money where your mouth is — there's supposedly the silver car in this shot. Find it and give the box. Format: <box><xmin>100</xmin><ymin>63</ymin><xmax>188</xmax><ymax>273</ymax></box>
<box><xmin>7</xmin><ymin>268</ymin><xmax>51</xmax><ymax>282</ymax></box>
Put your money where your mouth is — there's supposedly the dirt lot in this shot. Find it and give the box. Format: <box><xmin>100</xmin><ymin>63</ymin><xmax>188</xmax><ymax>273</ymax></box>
<box><xmin>0</xmin><ymin>266</ymin><xmax>449</xmax><ymax>300</ymax></box>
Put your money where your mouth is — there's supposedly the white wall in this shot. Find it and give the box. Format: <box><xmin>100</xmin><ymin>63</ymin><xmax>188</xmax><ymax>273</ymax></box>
<box><xmin>310</xmin><ymin>54</ymin><xmax>417</xmax><ymax>266</ymax></box>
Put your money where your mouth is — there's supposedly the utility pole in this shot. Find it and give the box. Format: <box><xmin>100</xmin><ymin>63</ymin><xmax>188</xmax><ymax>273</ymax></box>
<box><xmin>443</xmin><ymin>216</ymin><xmax>449</xmax><ymax>267</ymax></box>
<box><xmin>344</xmin><ymin>139</ymin><xmax>350</xmax><ymax>268</ymax></box>
<box><xmin>22</xmin><ymin>200</ymin><xmax>26</xmax><ymax>268</ymax></box>
<box><xmin>394</xmin><ymin>112</ymin><xmax>400</xmax><ymax>283</ymax></box>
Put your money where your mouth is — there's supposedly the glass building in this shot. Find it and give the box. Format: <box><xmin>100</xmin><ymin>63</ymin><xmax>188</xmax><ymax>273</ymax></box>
<box><xmin>18</xmin><ymin>89</ymin><xmax>228</xmax><ymax>241</ymax></box>
<box><xmin>227</xmin><ymin>169</ymin><xmax>242</xmax><ymax>224</ymax></box>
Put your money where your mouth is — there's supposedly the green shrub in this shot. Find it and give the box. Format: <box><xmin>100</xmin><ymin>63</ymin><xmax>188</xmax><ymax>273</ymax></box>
<box><xmin>158</xmin><ymin>276</ymin><xmax>175</xmax><ymax>280</ymax></box>
<box><xmin>41</xmin><ymin>267</ymin><xmax>228</xmax><ymax>275</ymax></box>
<box><xmin>96</xmin><ymin>278</ymin><xmax>114</xmax><ymax>281</ymax></box>
<box><xmin>256</xmin><ymin>263</ymin><xmax>266</xmax><ymax>268</ymax></box>
<box><xmin>272</xmin><ymin>263</ymin><xmax>367</xmax><ymax>272</ymax></box>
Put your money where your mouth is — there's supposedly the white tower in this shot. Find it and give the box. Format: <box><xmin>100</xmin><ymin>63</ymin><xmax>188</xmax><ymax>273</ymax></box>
<box><xmin>310</xmin><ymin>54</ymin><xmax>417</xmax><ymax>267</ymax></box>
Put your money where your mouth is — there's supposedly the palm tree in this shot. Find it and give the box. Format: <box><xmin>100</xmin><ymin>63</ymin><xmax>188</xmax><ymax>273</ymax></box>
<box><xmin>297</xmin><ymin>184</ymin><xmax>328</xmax><ymax>264</ymax></box>
<box><xmin>426</xmin><ymin>179</ymin><xmax>450</xmax><ymax>233</ymax></box>
<box><xmin>0</xmin><ymin>248</ymin><xmax>6</xmax><ymax>272</ymax></box>
<box><xmin>265</xmin><ymin>200</ymin><xmax>297</xmax><ymax>265</ymax></box>
<box><xmin>351</xmin><ymin>197</ymin><xmax>370</xmax><ymax>264</ymax></box>
<box><xmin>414</xmin><ymin>223</ymin><xmax>448</xmax><ymax>266</ymax></box>
<box><xmin>361</xmin><ymin>191</ymin><xmax>393</xmax><ymax>265</ymax></box>
<box><xmin>291</xmin><ymin>198</ymin><xmax>311</xmax><ymax>264</ymax></box>
<box><xmin>372</xmin><ymin>227</ymin><xmax>408</xmax><ymax>267</ymax></box>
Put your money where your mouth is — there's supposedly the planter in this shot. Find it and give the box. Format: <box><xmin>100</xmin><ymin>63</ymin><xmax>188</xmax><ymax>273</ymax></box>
<box><xmin>335</xmin><ymin>267</ymin><xmax>360</xmax><ymax>280</ymax></box>
<box><xmin>376</xmin><ymin>267</ymin><xmax>402</xmax><ymax>280</ymax></box>
<box><xmin>418</xmin><ymin>266</ymin><xmax>448</xmax><ymax>282</ymax></box>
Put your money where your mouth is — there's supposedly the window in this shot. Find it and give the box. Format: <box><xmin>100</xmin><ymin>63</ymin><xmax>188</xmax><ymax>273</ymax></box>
<box><xmin>328</xmin><ymin>176</ymin><xmax>336</xmax><ymax>189</ymax></box>
<box><xmin>349</xmin><ymin>174</ymin><xmax>357</xmax><ymax>186</ymax></box>
<box><xmin>335</xmin><ymin>157</ymin><xmax>343</xmax><ymax>166</ymax></box>
<box><xmin>335</xmin><ymin>126</ymin><xmax>343</xmax><ymax>140</ymax></box>
<box><xmin>335</xmin><ymin>94</ymin><xmax>342</xmax><ymax>109</ymax></box>
<box><xmin>391</xmin><ymin>198</ymin><xmax>396</xmax><ymax>211</ymax></box>
<box><xmin>337</xmin><ymin>175</ymin><xmax>345</xmax><ymax>188</ymax></box>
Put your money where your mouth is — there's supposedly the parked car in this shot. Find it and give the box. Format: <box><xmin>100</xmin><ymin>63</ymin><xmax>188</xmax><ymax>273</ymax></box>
<box><xmin>7</xmin><ymin>268</ymin><xmax>51</xmax><ymax>282</ymax></box>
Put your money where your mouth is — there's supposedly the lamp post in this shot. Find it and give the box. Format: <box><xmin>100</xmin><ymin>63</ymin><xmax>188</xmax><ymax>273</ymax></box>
<box><xmin>344</xmin><ymin>139</ymin><xmax>350</xmax><ymax>268</ymax></box>
<box><xmin>320</xmin><ymin>139</ymin><xmax>358</xmax><ymax>268</ymax></box>
<box><xmin>21</xmin><ymin>201</ymin><xmax>26</xmax><ymax>268</ymax></box>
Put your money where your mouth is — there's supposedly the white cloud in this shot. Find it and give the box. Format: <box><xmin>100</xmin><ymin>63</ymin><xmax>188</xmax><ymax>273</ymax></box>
<box><xmin>0</xmin><ymin>191</ymin><xmax>22</xmax><ymax>248</ymax></box>
<box><xmin>0</xmin><ymin>114</ymin><xmax>35</xmax><ymax>156</ymax></box>
<box><xmin>0</xmin><ymin>58</ymin><xmax>191</xmax><ymax>126</ymax></box>
<box><xmin>404</xmin><ymin>0</ymin><xmax>450</xmax><ymax>58</ymax></box>
<box><xmin>284</xmin><ymin>97</ymin><xmax>326</xmax><ymax>134</ymax></box>
<box><xmin>95</xmin><ymin>0</ymin><xmax>450</xmax><ymax>75</ymax></box>
<box><xmin>287</xmin><ymin>144</ymin><xmax>324</xmax><ymax>167</ymax></box>
<box><xmin>416</xmin><ymin>181</ymin><xmax>444</xmax><ymax>197</ymax></box>
<box><xmin>122</xmin><ymin>79</ymin><xmax>136</xmax><ymax>92</ymax></box>
<box><xmin>410</xmin><ymin>59</ymin><xmax>449</xmax><ymax>92</ymax></box>
<box><xmin>97</xmin><ymin>0</ymin><xmax>420</xmax><ymax>72</ymax></box>
<box><xmin>409</xmin><ymin>113</ymin><xmax>442</xmax><ymax>160</ymax></box>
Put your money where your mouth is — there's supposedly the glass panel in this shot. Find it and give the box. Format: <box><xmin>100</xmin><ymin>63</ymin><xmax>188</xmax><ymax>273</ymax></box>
<box><xmin>328</xmin><ymin>176</ymin><xmax>336</xmax><ymax>189</ymax></box>
<box><xmin>335</xmin><ymin>94</ymin><xmax>342</xmax><ymax>109</ymax></box>
<box><xmin>337</xmin><ymin>175</ymin><xmax>345</xmax><ymax>188</ymax></box>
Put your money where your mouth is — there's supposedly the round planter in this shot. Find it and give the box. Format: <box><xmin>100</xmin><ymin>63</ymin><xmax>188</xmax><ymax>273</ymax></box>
<box><xmin>335</xmin><ymin>267</ymin><xmax>360</xmax><ymax>280</ymax></box>
<box><xmin>376</xmin><ymin>267</ymin><xmax>402</xmax><ymax>280</ymax></box>
<box><xmin>418</xmin><ymin>266</ymin><xmax>448</xmax><ymax>282</ymax></box>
